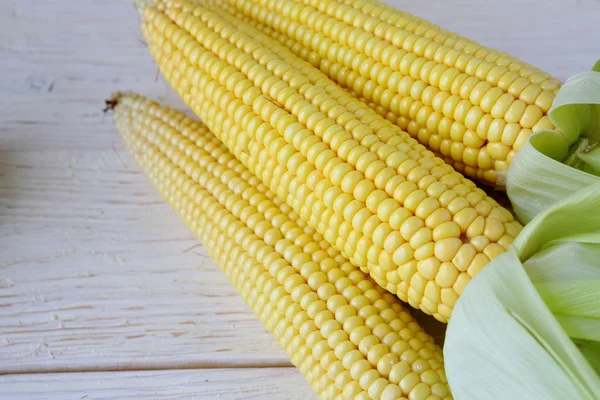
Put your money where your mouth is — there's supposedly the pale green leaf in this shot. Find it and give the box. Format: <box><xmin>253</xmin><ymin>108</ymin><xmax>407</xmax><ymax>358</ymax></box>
<box><xmin>444</xmin><ymin>251</ymin><xmax>600</xmax><ymax>400</ymax></box>
<box><xmin>445</xmin><ymin>184</ymin><xmax>600</xmax><ymax>399</ymax></box>
<box><xmin>536</xmin><ymin>281</ymin><xmax>600</xmax><ymax>320</ymax></box>
<box><xmin>573</xmin><ymin>339</ymin><xmax>600</xmax><ymax>374</ymax></box>
<box><xmin>577</xmin><ymin>146</ymin><xmax>600</xmax><ymax>174</ymax></box>
<box><xmin>505</xmin><ymin>131</ymin><xmax>598</xmax><ymax>223</ymax></box>
<box><xmin>512</xmin><ymin>183</ymin><xmax>600</xmax><ymax>260</ymax></box>
<box><xmin>506</xmin><ymin>63</ymin><xmax>600</xmax><ymax>223</ymax></box>
<box><xmin>550</xmin><ymin>70</ymin><xmax>600</xmax><ymax>143</ymax></box>
<box><xmin>555</xmin><ymin>315</ymin><xmax>600</xmax><ymax>342</ymax></box>
<box><xmin>543</xmin><ymin>232</ymin><xmax>600</xmax><ymax>249</ymax></box>
<box><xmin>524</xmin><ymin>242</ymin><xmax>600</xmax><ymax>282</ymax></box>
<box><xmin>523</xmin><ymin>238</ymin><xmax>600</xmax><ymax>352</ymax></box>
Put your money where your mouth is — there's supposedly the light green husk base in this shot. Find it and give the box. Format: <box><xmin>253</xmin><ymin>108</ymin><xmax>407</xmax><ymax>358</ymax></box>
<box><xmin>506</xmin><ymin>61</ymin><xmax>600</xmax><ymax>223</ymax></box>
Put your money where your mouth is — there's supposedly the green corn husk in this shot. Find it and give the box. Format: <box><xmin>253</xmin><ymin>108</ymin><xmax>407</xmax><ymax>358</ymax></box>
<box><xmin>505</xmin><ymin>61</ymin><xmax>600</xmax><ymax>223</ymax></box>
<box><xmin>444</xmin><ymin>62</ymin><xmax>600</xmax><ymax>400</ymax></box>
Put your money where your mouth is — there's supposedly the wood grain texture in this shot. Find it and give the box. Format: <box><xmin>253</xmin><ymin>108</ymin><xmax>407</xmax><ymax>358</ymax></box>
<box><xmin>1</xmin><ymin>0</ymin><xmax>599</xmax><ymax>397</ymax></box>
<box><xmin>0</xmin><ymin>149</ymin><xmax>292</xmax><ymax>373</ymax></box>
<box><xmin>0</xmin><ymin>0</ymin><xmax>184</xmax><ymax>152</ymax></box>
<box><xmin>0</xmin><ymin>368</ymin><xmax>314</xmax><ymax>399</ymax></box>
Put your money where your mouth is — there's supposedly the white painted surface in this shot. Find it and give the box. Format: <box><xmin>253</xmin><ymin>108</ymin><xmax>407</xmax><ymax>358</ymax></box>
<box><xmin>1</xmin><ymin>0</ymin><xmax>598</xmax><ymax>397</ymax></box>
<box><xmin>0</xmin><ymin>150</ymin><xmax>291</xmax><ymax>374</ymax></box>
<box><xmin>0</xmin><ymin>368</ymin><xmax>310</xmax><ymax>399</ymax></box>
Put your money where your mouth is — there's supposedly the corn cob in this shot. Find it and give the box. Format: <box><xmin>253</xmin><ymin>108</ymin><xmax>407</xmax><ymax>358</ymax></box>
<box><xmin>220</xmin><ymin>0</ymin><xmax>559</xmax><ymax>184</ymax></box>
<box><xmin>113</xmin><ymin>92</ymin><xmax>452</xmax><ymax>400</ymax></box>
<box><xmin>139</xmin><ymin>0</ymin><xmax>522</xmax><ymax>322</ymax></box>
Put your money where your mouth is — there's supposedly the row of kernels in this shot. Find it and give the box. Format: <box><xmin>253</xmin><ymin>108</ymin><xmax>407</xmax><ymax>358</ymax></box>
<box><xmin>251</xmin><ymin>0</ymin><xmax>552</xmax><ymax>121</ymax></box>
<box><xmin>300</xmin><ymin>19</ymin><xmax>551</xmax><ymax>141</ymax></box>
<box><xmin>152</xmin><ymin>36</ymin><xmax>326</xmax><ymax>236</ymax></box>
<box><xmin>323</xmin><ymin>61</ymin><xmax>499</xmax><ymax>173</ymax></box>
<box><xmin>333</xmin><ymin>59</ymin><xmax>550</xmax><ymax>168</ymax></box>
<box><xmin>331</xmin><ymin>0</ymin><xmax>561</xmax><ymax>94</ymax></box>
<box><xmin>283</xmin><ymin>42</ymin><xmax>491</xmax><ymax>183</ymax></box>
<box><xmin>359</xmin><ymin>90</ymin><xmax>491</xmax><ymax>181</ymax></box>
<box><xmin>332</xmin><ymin>0</ymin><xmax>549</xmax><ymax>84</ymax></box>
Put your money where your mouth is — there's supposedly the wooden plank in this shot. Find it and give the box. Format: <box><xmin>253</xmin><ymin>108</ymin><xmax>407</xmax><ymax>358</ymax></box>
<box><xmin>0</xmin><ymin>149</ymin><xmax>290</xmax><ymax>373</ymax></box>
<box><xmin>0</xmin><ymin>368</ymin><xmax>315</xmax><ymax>400</ymax></box>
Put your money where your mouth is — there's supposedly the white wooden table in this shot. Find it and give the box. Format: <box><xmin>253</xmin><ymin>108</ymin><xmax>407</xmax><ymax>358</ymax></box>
<box><xmin>1</xmin><ymin>0</ymin><xmax>599</xmax><ymax>398</ymax></box>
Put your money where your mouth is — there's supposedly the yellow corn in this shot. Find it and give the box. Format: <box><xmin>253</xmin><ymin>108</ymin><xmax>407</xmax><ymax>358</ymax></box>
<box><xmin>219</xmin><ymin>0</ymin><xmax>559</xmax><ymax>184</ymax></box>
<box><xmin>139</xmin><ymin>0</ymin><xmax>522</xmax><ymax>322</ymax></box>
<box><xmin>113</xmin><ymin>92</ymin><xmax>452</xmax><ymax>400</ymax></box>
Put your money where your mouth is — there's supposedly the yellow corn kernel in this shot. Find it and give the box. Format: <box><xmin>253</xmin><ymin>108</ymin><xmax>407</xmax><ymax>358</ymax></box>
<box><xmin>432</xmin><ymin>221</ymin><xmax>461</xmax><ymax>241</ymax></box>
